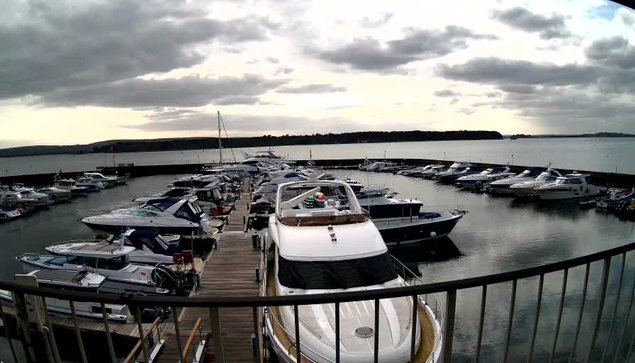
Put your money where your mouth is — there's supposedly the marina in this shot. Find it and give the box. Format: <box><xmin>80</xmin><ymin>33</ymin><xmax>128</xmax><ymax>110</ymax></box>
<box><xmin>0</xmin><ymin>148</ymin><xmax>634</xmax><ymax>362</ymax></box>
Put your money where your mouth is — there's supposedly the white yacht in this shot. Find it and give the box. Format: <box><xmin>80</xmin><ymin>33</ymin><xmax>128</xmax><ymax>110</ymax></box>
<box><xmin>4</xmin><ymin>185</ymin><xmax>53</xmax><ymax>207</ymax></box>
<box><xmin>264</xmin><ymin>180</ymin><xmax>442</xmax><ymax>363</ymax></box>
<box><xmin>418</xmin><ymin>165</ymin><xmax>448</xmax><ymax>179</ymax></box>
<box><xmin>133</xmin><ymin>187</ymin><xmax>193</xmax><ymax>204</ymax></box>
<box><xmin>456</xmin><ymin>167</ymin><xmax>514</xmax><ymax>189</ymax></box>
<box><xmin>508</xmin><ymin>168</ymin><xmax>563</xmax><ymax>198</ymax></box>
<box><xmin>435</xmin><ymin>162</ymin><xmax>472</xmax><ymax>183</ymax></box>
<box><xmin>533</xmin><ymin>174</ymin><xmax>599</xmax><ymax>200</ymax></box>
<box><xmin>18</xmin><ymin>242</ymin><xmax>171</xmax><ymax>295</ymax></box>
<box><xmin>398</xmin><ymin>164</ymin><xmax>445</xmax><ymax>177</ymax></box>
<box><xmin>84</xmin><ymin>172</ymin><xmax>118</xmax><ymax>188</ymax></box>
<box><xmin>75</xmin><ymin>177</ymin><xmax>104</xmax><ymax>192</ymax></box>
<box><xmin>36</xmin><ymin>186</ymin><xmax>72</xmax><ymax>203</ymax></box>
<box><xmin>54</xmin><ymin>179</ymin><xmax>90</xmax><ymax>196</ymax></box>
<box><xmin>488</xmin><ymin>169</ymin><xmax>539</xmax><ymax>195</ymax></box>
<box><xmin>81</xmin><ymin>197</ymin><xmax>212</xmax><ymax>235</ymax></box>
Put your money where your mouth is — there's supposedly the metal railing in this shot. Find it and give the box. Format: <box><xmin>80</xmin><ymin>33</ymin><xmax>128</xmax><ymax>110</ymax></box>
<box><xmin>1</xmin><ymin>241</ymin><xmax>635</xmax><ymax>362</ymax></box>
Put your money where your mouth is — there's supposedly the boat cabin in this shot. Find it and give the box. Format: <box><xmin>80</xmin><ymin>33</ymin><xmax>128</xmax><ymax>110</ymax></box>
<box><xmin>142</xmin><ymin>197</ymin><xmax>205</xmax><ymax>222</ymax></box>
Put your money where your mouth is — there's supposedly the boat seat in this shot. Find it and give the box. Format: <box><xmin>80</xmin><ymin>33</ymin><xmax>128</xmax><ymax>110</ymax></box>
<box><xmin>279</xmin><ymin>213</ymin><xmax>369</xmax><ymax>226</ymax></box>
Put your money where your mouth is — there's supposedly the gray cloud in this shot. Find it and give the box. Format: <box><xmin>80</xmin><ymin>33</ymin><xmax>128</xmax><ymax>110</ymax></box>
<box><xmin>493</xmin><ymin>7</ymin><xmax>570</xmax><ymax>39</ymax></box>
<box><xmin>313</xmin><ymin>26</ymin><xmax>497</xmax><ymax>72</ymax></box>
<box><xmin>585</xmin><ymin>36</ymin><xmax>635</xmax><ymax>69</ymax></box>
<box><xmin>437</xmin><ymin>57</ymin><xmax>602</xmax><ymax>87</ymax></box>
<box><xmin>434</xmin><ymin>89</ymin><xmax>460</xmax><ymax>97</ymax></box>
<box><xmin>274</xmin><ymin>67</ymin><xmax>294</xmax><ymax>75</ymax></box>
<box><xmin>498</xmin><ymin>84</ymin><xmax>536</xmax><ymax>94</ymax></box>
<box><xmin>361</xmin><ymin>13</ymin><xmax>394</xmax><ymax>28</ymax></box>
<box><xmin>458</xmin><ymin>108</ymin><xmax>476</xmax><ymax>115</ymax></box>
<box><xmin>126</xmin><ymin>110</ymin><xmax>369</xmax><ymax>134</ymax></box>
<box><xmin>38</xmin><ymin>74</ymin><xmax>286</xmax><ymax>108</ymax></box>
<box><xmin>0</xmin><ymin>0</ymin><xmax>277</xmax><ymax>101</ymax></box>
<box><xmin>276</xmin><ymin>84</ymin><xmax>347</xmax><ymax>94</ymax></box>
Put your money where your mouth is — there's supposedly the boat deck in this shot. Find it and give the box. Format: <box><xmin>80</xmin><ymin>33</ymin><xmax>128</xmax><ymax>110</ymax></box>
<box><xmin>155</xmin><ymin>182</ymin><xmax>264</xmax><ymax>362</ymax></box>
<box><xmin>265</xmin><ymin>265</ymin><xmax>436</xmax><ymax>363</ymax></box>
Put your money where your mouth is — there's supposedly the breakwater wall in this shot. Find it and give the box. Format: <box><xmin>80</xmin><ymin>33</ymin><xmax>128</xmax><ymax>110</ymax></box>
<box><xmin>2</xmin><ymin>158</ymin><xmax>635</xmax><ymax>188</ymax></box>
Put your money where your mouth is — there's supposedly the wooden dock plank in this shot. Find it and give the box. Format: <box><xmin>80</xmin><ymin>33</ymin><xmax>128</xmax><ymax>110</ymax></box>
<box><xmin>156</xmin><ymin>182</ymin><xmax>262</xmax><ymax>363</ymax></box>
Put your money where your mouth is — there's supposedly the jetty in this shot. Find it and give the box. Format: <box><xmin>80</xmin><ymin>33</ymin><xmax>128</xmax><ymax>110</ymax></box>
<box><xmin>155</xmin><ymin>182</ymin><xmax>263</xmax><ymax>362</ymax></box>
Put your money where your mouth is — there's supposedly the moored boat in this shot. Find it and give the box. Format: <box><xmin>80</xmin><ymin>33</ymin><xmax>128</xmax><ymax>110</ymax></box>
<box><xmin>534</xmin><ymin>174</ymin><xmax>599</xmax><ymax>200</ymax></box>
<box><xmin>508</xmin><ymin>168</ymin><xmax>563</xmax><ymax>198</ymax></box>
<box><xmin>263</xmin><ymin>180</ymin><xmax>442</xmax><ymax>363</ymax></box>
<box><xmin>596</xmin><ymin>188</ymin><xmax>634</xmax><ymax>209</ymax></box>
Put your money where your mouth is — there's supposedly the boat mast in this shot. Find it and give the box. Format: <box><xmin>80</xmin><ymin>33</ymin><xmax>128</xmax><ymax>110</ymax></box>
<box><xmin>218</xmin><ymin>111</ymin><xmax>223</xmax><ymax>165</ymax></box>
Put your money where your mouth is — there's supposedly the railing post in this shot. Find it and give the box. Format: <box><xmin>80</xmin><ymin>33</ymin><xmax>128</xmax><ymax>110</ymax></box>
<box><xmin>443</xmin><ymin>289</ymin><xmax>457</xmax><ymax>363</ymax></box>
<box><xmin>40</xmin><ymin>298</ymin><xmax>61</xmax><ymax>363</ymax></box>
<box><xmin>550</xmin><ymin>268</ymin><xmax>568</xmax><ymax>362</ymax></box>
<box><xmin>100</xmin><ymin>303</ymin><xmax>117</xmax><ymax>363</ymax></box>
<box><xmin>503</xmin><ymin>279</ymin><xmax>518</xmax><ymax>363</ymax></box>
<box><xmin>614</xmin><ymin>259</ymin><xmax>635</xmax><ymax>363</ymax></box>
<box><xmin>335</xmin><ymin>302</ymin><xmax>340</xmax><ymax>363</ymax></box>
<box><xmin>294</xmin><ymin>304</ymin><xmax>302</xmax><ymax>362</ymax></box>
<box><xmin>569</xmin><ymin>263</ymin><xmax>591</xmax><ymax>363</ymax></box>
<box><xmin>374</xmin><ymin>298</ymin><xmax>380</xmax><ymax>363</ymax></box>
<box><xmin>69</xmin><ymin>301</ymin><xmax>88</xmax><ymax>363</ymax></box>
<box><xmin>209</xmin><ymin>307</ymin><xmax>225</xmax><ymax>363</ymax></box>
<box><xmin>585</xmin><ymin>257</ymin><xmax>611</xmax><ymax>363</ymax></box>
<box><xmin>410</xmin><ymin>295</ymin><xmax>418</xmax><ymax>362</ymax></box>
<box><xmin>476</xmin><ymin>285</ymin><xmax>487</xmax><ymax>363</ymax></box>
<box><xmin>602</xmin><ymin>252</ymin><xmax>626</xmax><ymax>362</ymax></box>
<box><xmin>133</xmin><ymin>305</ymin><xmax>150</xmax><ymax>363</ymax></box>
<box><xmin>252</xmin><ymin>306</ymin><xmax>261</xmax><ymax>363</ymax></box>
<box><xmin>528</xmin><ymin>274</ymin><xmax>544</xmax><ymax>362</ymax></box>
<box><xmin>172</xmin><ymin>306</ymin><xmax>186</xmax><ymax>363</ymax></box>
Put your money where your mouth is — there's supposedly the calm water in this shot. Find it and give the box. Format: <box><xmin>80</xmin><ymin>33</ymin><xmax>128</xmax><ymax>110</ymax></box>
<box><xmin>1</xmin><ymin>137</ymin><xmax>634</xmax><ymax>177</ymax></box>
<box><xmin>1</xmin><ymin>171</ymin><xmax>634</xmax><ymax>362</ymax></box>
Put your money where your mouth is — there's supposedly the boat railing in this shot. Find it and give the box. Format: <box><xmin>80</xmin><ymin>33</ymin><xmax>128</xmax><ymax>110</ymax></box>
<box><xmin>3</xmin><ymin>241</ymin><xmax>635</xmax><ymax>362</ymax></box>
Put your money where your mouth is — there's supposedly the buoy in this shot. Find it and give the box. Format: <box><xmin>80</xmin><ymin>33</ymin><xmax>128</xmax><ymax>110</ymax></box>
<box><xmin>430</xmin><ymin>231</ymin><xmax>437</xmax><ymax>238</ymax></box>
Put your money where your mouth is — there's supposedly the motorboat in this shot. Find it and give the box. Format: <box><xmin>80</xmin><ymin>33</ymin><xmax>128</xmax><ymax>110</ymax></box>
<box><xmin>252</xmin><ymin>172</ymin><xmax>309</xmax><ymax>202</ymax></box>
<box><xmin>357</xmin><ymin>187</ymin><xmax>423</xmax><ymax>219</ymax></box>
<box><xmin>18</xmin><ymin>242</ymin><xmax>173</xmax><ymax>295</ymax></box>
<box><xmin>435</xmin><ymin>162</ymin><xmax>472</xmax><ymax>183</ymax></box>
<box><xmin>54</xmin><ymin>179</ymin><xmax>90</xmax><ymax>196</ymax></box>
<box><xmin>488</xmin><ymin>169</ymin><xmax>541</xmax><ymax>195</ymax></box>
<box><xmin>9</xmin><ymin>184</ymin><xmax>53</xmax><ymax>207</ymax></box>
<box><xmin>242</xmin><ymin>149</ymin><xmax>292</xmax><ymax>164</ymax></box>
<box><xmin>418</xmin><ymin>165</ymin><xmax>448</xmax><ymax>179</ymax></box>
<box><xmin>359</xmin><ymin>158</ymin><xmax>375</xmax><ymax>171</ymax></box>
<box><xmin>508</xmin><ymin>168</ymin><xmax>563</xmax><ymax>198</ymax></box>
<box><xmin>36</xmin><ymin>186</ymin><xmax>72</xmax><ymax>203</ymax></box>
<box><xmin>0</xmin><ymin>206</ymin><xmax>21</xmax><ymax>222</ymax></box>
<box><xmin>0</xmin><ymin>185</ymin><xmax>36</xmax><ymax>213</ymax></box>
<box><xmin>81</xmin><ymin>197</ymin><xmax>212</xmax><ymax>235</ymax></box>
<box><xmin>84</xmin><ymin>172</ymin><xmax>118</xmax><ymax>188</ymax></box>
<box><xmin>597</xmin><ymin>188</ymin><xmax>634</xmax><ymax>209</ymax></box>
<box><xmin>399</xmin><ymin>164</ymin><xmax>445</xmax><ymax>178</ymax></box>
<box><xmin>358</xmin><ymin>187</ymin><xmax>464</xmax><ymax>245</ymax></box>
<box><xmin>533</xmin><ymin>174</ymin><xmax>599</xmax><ymax>200</ymax></box>
<box><xmin>456</xmin><ymin>167</ymin><xmax>514</xmax><ymax>190</ymax></box>
<box><xmin>75</xmin><ymin>177</ymin><xmax>104</xmax><ymax>192</ymax></box>
<box><xmin>134</xmin><ymin>187</ymin><xmax>193</xmax><ymax>204</ymax></box>
<box><xmin>0</xmin><ymin>270</ymin><xmax>163</xmax><ymax>323</ymax></box>
<box><xmin>373</xmin><ymin>211</ymin><xmax>465</xmax><ymax>247</ymax></box>
<box><xmin>264</xmin><ymin>180</ymin><xmax>442</xmax><ymax>363</ymax></box>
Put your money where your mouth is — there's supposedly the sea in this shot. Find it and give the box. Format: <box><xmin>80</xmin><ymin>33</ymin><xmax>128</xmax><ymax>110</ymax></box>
<box><xmin>1</xmin><ymin>137</ymin><xmax>634</xmax><ymax>177</ymax></box>
<box><xmin>0</xmin><ymin>138</ymin><xmax>635</xmax><ymax>361</ymax></box>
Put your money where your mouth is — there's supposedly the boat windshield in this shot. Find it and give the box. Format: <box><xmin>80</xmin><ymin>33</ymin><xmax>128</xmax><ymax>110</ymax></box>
<box><xmin>65</xmin><ymin>255</ymin><xmax>129</xmax><ymax>270</ymax></box>
<box><xmin>142</xmin><ymin>200</ymin><xmax>175</xmax><ymax>212</ymax></box>
<box><xmin>555</xmin><ymin>178</ymin><xmax>583</xmax><ymax>185</ymax></box>
<box><xmin>536</xmin><ymin>172</ymin><xmax>557</xmax><ymax>182</ymax></box>
<box><xmin>278</xmin><ymin>252</ymin><xmax>398</xmax><ymax>289</ymax></box>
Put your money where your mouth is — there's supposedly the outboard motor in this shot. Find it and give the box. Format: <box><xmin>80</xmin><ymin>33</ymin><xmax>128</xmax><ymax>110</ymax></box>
<box><xmin>151</xmin><ymin>264</ymin><xmax>198</xmax><ymax>296</ymax></box>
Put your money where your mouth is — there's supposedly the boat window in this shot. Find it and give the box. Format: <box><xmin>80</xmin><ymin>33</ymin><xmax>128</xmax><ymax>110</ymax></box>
<box><xmin>175</xmin><ymin>203</ymin><xmax>202</xmax><ymax>221</ymax></box>
<box><xmin>96</xmin><ymin>256</ymin><xmax>128</xmax><ymax>270</ymax></box>
<box><xmin>133</xmin><ymin>209</ymin><xmax>159</xmax><ymax>217</ymax></box>
<box><xmin>278</xmin><ymin>252</ymin><xmax>398</xmax><ymax>289</ymax></box>
<box><xmin>213</xmin><ymin>188</ymin><xmax>222</xmax><ymax>200</ymax></box>
<box><xmin>142</xmin><ymin>201</ymin><xmax>173</xmax><ymax>212</ymax></box>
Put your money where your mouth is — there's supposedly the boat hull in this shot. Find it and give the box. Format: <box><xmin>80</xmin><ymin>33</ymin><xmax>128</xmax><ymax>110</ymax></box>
<box><xmin>374</xmin><ymin>214</ymin><xmax>462</xmax><ymax>247</ymax></box>
<box><xmin>536</xmin><ymin>187</ymin><xmax>599</xmax><ymax>200</ymax></box>
<box><xmin>361</xmin><ymin>202</ymin><xmax>423</xmax><ymax>219</ymax></box>
<box><xmin>83</xmin><ymin>221</ymin><xmax>200</xmax><ymax>236</ymax></box>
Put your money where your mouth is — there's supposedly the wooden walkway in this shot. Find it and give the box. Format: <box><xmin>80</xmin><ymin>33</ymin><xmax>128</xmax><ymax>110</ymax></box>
<box><xmin>155</xmin><ymin>183</ymin><xmax>263</xmax><ymax>362</ymax></box>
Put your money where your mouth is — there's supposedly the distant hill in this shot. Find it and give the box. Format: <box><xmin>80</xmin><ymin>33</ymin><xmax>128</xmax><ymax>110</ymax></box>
<box><xmin>506</xmin><ymin>132</ymin><xmax>635</xmax><ymax>139</ymax></box>
<box><xmin>0</xmin><ymin>130</ymin><xmax>503</xmax><ymax>158</ymax></box>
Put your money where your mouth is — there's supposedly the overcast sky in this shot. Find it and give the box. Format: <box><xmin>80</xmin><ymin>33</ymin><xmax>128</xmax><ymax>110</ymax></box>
<box><xmin>1</xmin><ymin>0</ymin><xmax>634</xmax><ymax>147</ymax></box>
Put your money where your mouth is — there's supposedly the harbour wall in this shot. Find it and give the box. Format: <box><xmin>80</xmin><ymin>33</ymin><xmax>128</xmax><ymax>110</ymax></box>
<box><xmin>2</xmin><ymin>158</ymin><xmax>635</xmax><ymax>188</ymax></box>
